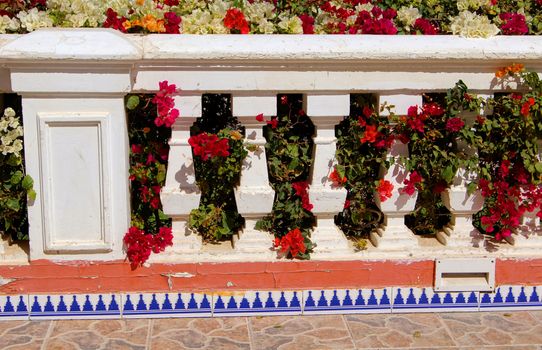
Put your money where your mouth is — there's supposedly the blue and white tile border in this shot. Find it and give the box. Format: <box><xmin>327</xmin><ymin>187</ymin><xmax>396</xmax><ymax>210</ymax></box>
<box><xmin>3</xmin><ymin>285</ymin><xmax>542</xmax><ymax>320</ymax></box>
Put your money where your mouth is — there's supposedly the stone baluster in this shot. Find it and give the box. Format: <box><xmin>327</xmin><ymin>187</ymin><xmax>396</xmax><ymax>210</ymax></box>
<box><xmin>232</xmin><ymin>94</ymin><xmax>276</xmax><ymax>258</ymax></box>
<box><xmin>159</xmin><ymin>94</ymin><xmax>202</xmax><ymax>255</ymax></box>
<box><xmin>304</xmin><ymin>94</ymin><xmax>351</xmax><ymax>257</ymax></box>
<box><xmin>370</xmin><ymin>94</ymin><xmax>422</xmax><ymax>251</ymax></box>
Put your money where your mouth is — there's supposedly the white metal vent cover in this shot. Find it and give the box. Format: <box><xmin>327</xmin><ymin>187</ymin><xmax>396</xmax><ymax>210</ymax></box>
<box><xmin>435</xmin><ymin>258</ymin><xmax>495</xmax><ymax>292</ymax></box>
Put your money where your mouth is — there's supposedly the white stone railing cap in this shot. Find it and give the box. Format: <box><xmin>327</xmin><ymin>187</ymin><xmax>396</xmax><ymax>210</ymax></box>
<box><xmin>0</xmin><ymin>28</ymin><xmax>141</xmax><ymax>62</ymax></box>
<box><xmin>141</xmin><ymin>34</ymin><xmax>542</xmax><ymax>63</ymax></box>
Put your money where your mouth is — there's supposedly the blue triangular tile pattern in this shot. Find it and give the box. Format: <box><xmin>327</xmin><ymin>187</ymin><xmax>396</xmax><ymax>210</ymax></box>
<box><xmin>121</xmin><ymin>293</ymin><xmax>212</xmax><ymax>318</ymax></box>
<box><xmin>391</xmin><ymin>288</ymin><xmax>479</xmax><ymax>313</ymax></box>
<box><xmin>303</xmin><ymin>289</ymin><xmax>392</xmax><ymax>314</ymax></box>
<box><xmin>212</xmin><ymin>291</ymin><xmax>303</xmax><ymax>316</ymax></box>
<box><xmin>0</xmin><ymin>295</ymin><xmax>28</xmax><ymax>320</ymax></box>
<box><xmin>29</xmin><ymin>294</ymin><xmax>121</xmax><ymax>319</ymax></box>
<box><xmin>480</xmin><ymin>286</ymin><xmax>542</xmax><ymax>311</ymax></box>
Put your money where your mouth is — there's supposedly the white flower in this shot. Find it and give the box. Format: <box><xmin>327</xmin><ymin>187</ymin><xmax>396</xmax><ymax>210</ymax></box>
<box><xmin>17</xmin><ymin>8</ymin><xmax>53</xmax><ymax>32</ymax></box>
<box><xmin>450</xmin><ymin>11</ymin><xmax>499</xmax><ymax>38</ymax></box>
<box><xmin>278</xmin><ymin>13</ymin><xmax>303</xmax><ymax>34</ymax></box>
<box><xmin>397</xmin><ymin>6</ymin><xmax>421</xmax><ymax>29</ymax></box>
<box><xmin>0</xmin><ymin>15</ymin><xmax>20</xmax><ymax>33</ymax></box>
<box><xmin>355</xmin><ymin>3</ymin><xmax>374</xmax><ymax>13</ymax></box>
<box><xmin>4</xmin><ymin>108</ymin><xmax>16</xmax><ymax>119</ymax></box>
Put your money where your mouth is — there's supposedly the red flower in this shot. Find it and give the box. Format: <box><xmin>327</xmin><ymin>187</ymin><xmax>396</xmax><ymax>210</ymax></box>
<box><xmin>360</xmin><ymin>124</ymin><xmax>380</xmax><ymax>144</ymax></box>
<box><xmin>446</xmin><ymin>117</ymin><xmax>465</xmax><ymax>132</ymax></box>
<box><xmin>255</xmin><ymin>113</ymin><xmax>264</xmax><ymax>122</ymax></box>
<box><xmin>103</xmin><ymin>8</ymin><xmax>127</xmax><ymax>32</ymax></box>
<box><xmin>299</xmin><ymin>14</ymin><xmax>315</xmax><ymax>34</ymax></box>
<box><xmin>224</xmin><ymin>8</ymin><xmax>249</xmax><ymax>34</ymax></box>
<box><xmin>124</xmin><ymin>227</ymin><xmax>152</xmax><ymax>268</ymax></box>
<box><xmin>188</xmin><ymin>133</ymin><xmax>230</xmax><ymax>161</ymax></box>
<box><xmin>476</xmin><ymin>115</ymin><xmax>486</xmax><ymax>125</ymax></box>
<box><xmin>521</xmin><ymin>98</ymin><xmax>535</xmax><ymax>117</ymax></box>
<box><xmin>424</xmin><ymin>103</ymin><xmax>445</xmax><ymax>116</ymax></box>
<box><xmin>414</xmin><ymin>18</ymin><xmax>438</xmax><ymax>34</ymax></box>
<box><xmin>344</xmin><ymin>199</ymin><xmax>351</xmax><ymax>209</ymax></box>
<box><xmin>377</xmin><ymin>179</ymin><xmax>394</xmax><ymax>202</ymax></box>
<box><xmin>329</xmin><ymin>168</ymin><xmax>347</xmax><ymax>186</ymax></box>
<box><xmin>152</xmin><ymin>227</ymin><xmax>173</xmax><ymax>253</ymax></box>
<box><xmin>500</xmin><ymin>13</ymin><xmax>529</xmax><ymax>35</ymax></box>
<box><xmin>164</xmin><ymin>12</ymin><xmax>181</xmax><ymax>34</ymax></box>
<box><xmin>275</xmin><ymin>228</ymin><xmax>306</xmax><ymax>258</ymax></box>
<box><xmin>362</xmin><ymin>106</ymin><xmax>373</xmax><ymax>118</ymax></box>
<box><xmin>280</xmin><ymin>96</ymin><xmax>288</xmax><ymax>105</ymax></box>
<box><xmin>267</xmin><ymin>118</ymin><xmax>278</xmax><ymax>129</ymax></box>
<box><xmin>292</xmin><ymin>181</ymin><xmax>313</xmax><ymax>211</ymax></box>
<box><xmin>402</xmin><ymin>171</ymin><xmax>422</xmax><ymax>195</ymax></box>
<box><xmin>152</xmin><ymin>81</ymin><xmax>179</xmax><ymax>128</ymax></box>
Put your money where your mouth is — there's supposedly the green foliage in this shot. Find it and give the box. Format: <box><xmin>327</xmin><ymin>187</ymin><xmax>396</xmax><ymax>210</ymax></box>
<box><xmin>335</xmin><ymin>95</ymin><xmax>391</xmax><ymax>237</ymax></box>
<box><xmin>126</xmin><ymin>94</ymin><xmax>171</xmax><ymax>234</ymax></box>
<box><xmin>0</xmin><ymin>102</ymin><xmax>33</xmax><ymax>241</ymax></box>
<box><xmin>256</xmin><ymin>95</ymin><xmax>315</xmax><ymax>258</ymax></box>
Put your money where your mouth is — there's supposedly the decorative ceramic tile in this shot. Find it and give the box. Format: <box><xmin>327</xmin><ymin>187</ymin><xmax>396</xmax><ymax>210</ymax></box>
<box><xmin>480</xmin><ymin>285</ymin><xmax>542</xmax><ymax>311</ymax></box>
<box><xmin>303</xmin><ymin>289</ymin><xmax>392</xmax><ymax>315</ymax></box>
<box><xmin>122</xmin><ymin>293</ymin><xmax>212</xmax><ymax>318</ymax></box>
<box><xmin>213</xmin><ymin>291</ymin><xmax>302</xmax><ymax>316</ymax></box>
<box><xmin>29</xmin><ymin>294</ymin><xmax>121</xmax><ymax>319</ymax></box>
<box><xmin>392</xmin><ymin>287</ymin><xmax>479</xmax><ymax>313</ymax></box>
<box><xmin>0</xmin><ymin>295</ymin><xmax>29</xmax><ymax>320</ymax></box>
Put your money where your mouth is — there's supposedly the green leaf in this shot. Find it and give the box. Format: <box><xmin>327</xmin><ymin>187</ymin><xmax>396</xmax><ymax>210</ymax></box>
<box><xmin>10</xmin><ymin>171</ymin><xmax>23</xmax><ymax>185</ymax></box>
<box><xmin>126</xmin><ymin>95</ymin><xmax>140</xmax><ymax>110</ymax></box>
<box><xmin>27</xmin><ymin>189</ymin><xmax>37</xmax><ymax>201</ymax></box>
<box><xmin>535</xmin><ymin>162</ymin><xmax>542</xmax><ymax>174</ymax></box>
<box><xmin>441</xmin><ymin>166</ymin><xmax>455</xmax><ymax>183</ymax></box>
<box><xmin>6</xmin><ymin>198</ymin><xmax>20</xmax><ymax>211</ymax></box>
<box><xmin>22</xmin><ymin>175</ymin><xmax>34</xmax><ymax>190</ymax></box>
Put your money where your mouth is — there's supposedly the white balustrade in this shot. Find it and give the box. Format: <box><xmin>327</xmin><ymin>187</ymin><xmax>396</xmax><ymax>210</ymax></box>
<box><xmin>0</xmin><ymin>30</ymin><xmax>541</xmax><ymax>262</ymax></box>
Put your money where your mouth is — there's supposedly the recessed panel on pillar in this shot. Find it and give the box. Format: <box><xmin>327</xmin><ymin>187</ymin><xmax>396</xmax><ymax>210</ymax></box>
<box><xmin>38</xmin><ymin>113</ymin><xmax>112</xmax><ymax>253</ymax></box>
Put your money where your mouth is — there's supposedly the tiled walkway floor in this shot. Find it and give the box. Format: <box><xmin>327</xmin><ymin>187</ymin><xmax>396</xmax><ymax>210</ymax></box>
<box><xmin>2</xmin><ymin>311</ymin><xmax>542</xmax><ymax>349</ymax></box>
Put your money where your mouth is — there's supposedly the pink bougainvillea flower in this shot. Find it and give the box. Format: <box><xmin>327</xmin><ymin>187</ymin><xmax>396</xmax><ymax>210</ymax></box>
<box><xmin>446</xmin><ymin>117</ymin><xmax>465</xmax><ymax>132</ymax></box>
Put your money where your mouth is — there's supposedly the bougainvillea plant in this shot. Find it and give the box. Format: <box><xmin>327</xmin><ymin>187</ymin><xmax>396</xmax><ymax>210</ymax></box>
<box><xmin>470</xmin><ymin>64</ymin><xmax>542</xmax><ymax>241</ymax></box>
<box><xmin>188</xmin><ymin>127</ymin><xmax>247</xmax><ymax>242</ymax></box>
<box><xmin>123</xmin><ymin>81</ymin><xmax>178</xmax><ymax>268</ymax></box>
<box><xmin>255</xmin><ymin>95</ymin><xmax>315</xmax><ymax>259</ymax></box>
<box><xmin>0</xmin><ymin>104</ymin><xmax>35</xmax><ymax>241</ymax></box>
<box><xmin>393</xmin><ymin>81</ymin><xmax>484</xmax><ymax>234</ymax></box>
<box><xmin>334</xmin><ymin>95</ymin><xmax>394</xmax><ymax>240</ymax></box>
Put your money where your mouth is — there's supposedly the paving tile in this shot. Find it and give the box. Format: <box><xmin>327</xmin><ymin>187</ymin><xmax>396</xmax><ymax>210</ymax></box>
<box><xmin>0</xmin><ymin>320</ymin><xmax>50</xmax><ymax>349</ymax></box>
<box><xmin>43</xmin><ymin>319</ymin><xmax>149</xmax><ymax>349</ymax></box>
<box><xmin>345</xmin><ymin>313</ymin><xmax>456</xmax><ymax>348</ymax></box>
<box><xmin>250</xmin><ymin>315</ymin><xmax>355</xmax><ymax>350</ymax></box>
<box><xmin>440</xmin><ymin>311</ymin><xmax>542</xmax><ymax>347</ymax></box>
<box><xmin>150</xmin><ymin>317</ymin><xmax>250</xmax><ymax>349</ymax></box>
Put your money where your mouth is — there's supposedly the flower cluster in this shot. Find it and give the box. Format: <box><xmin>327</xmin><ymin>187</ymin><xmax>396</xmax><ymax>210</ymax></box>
<box><xmin>292</xmin><ymin>181</ymin><xmax>313</xmax><ymax>212</ymax></box>
<box><xmin>124</xmin><ymin>226</ymin><xmax>173</xmax><ymax>268</ymax></box>
<box><xmin>256</xmin><ymin>113</ymin><xmax>278</xmax><ymax>129</ymax></box>
<box><xmin>2</xmin><ymin>0</ymin><xmax>542</xmax><ymax>36</ymax></box>
<box><xmin>0</xmin><ymin>108</ymin><xmax>23</xmax><ymax>157</ymax></box>
<box><xmin>224</xmin><ymin>8</ymin><xmax>249</xmax><ymax>33</ymax></box>
<box><xmin>376</xmin><ymin>179</ymin><xmax>394</xmax><ymax>202</ymax></box>
<box><xmin>152</xmin><ymin>81</ymin><xmax>179</xmax><ymax>128</ymax></box>
<box><xmin>273</xmin><ymin>228</ymin><xmax>307</xmax><ymax>258</ymax></box>
<box><xmin>188</xmin><ymin>133</ymin><xmax>230</xmax><ymax>161</ymax></box>
<box><xmin>329</xmin><ymin>167</ymin><xmax>347</xmax><ymax>187</ymax></box>
<box><xmin>124</xmin><ymin>81</ymin><xmax>178</xmax><ymax>267</ymax></box>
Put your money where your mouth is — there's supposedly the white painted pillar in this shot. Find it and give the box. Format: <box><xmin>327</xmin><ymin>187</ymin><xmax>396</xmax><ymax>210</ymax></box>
<box><xmin>305</xmin><ymin>94</ymin><xmax>350</xmax><ymax>257</ymax></box>
<box><xmin>370</xmin><ymin>94</ymin><xmax>422</xmax><ymax>251</ymax></box>
<box><xmin>231</xmin><ymin>94</ymin><xmax>276</xmax><ymax>258</ymax></box>
<box><xmin>159</xmin><ymin>94</ymin><xmax>202</xmax><ymax>255</ymax></box>
<box><xmin>2</xmin><ymin>29</ymin><xmax>140</xmax><ymax>260</ymax></box>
